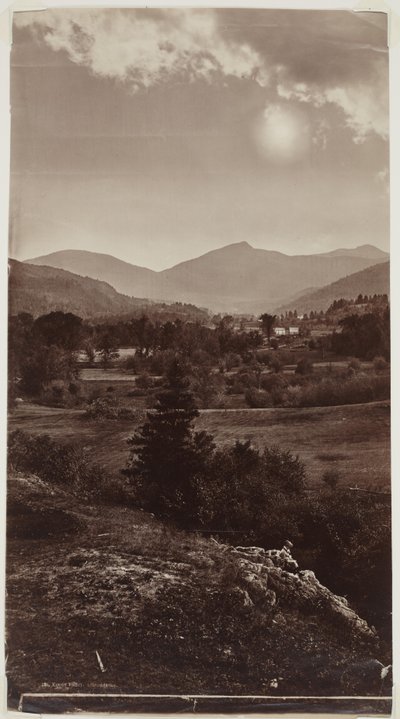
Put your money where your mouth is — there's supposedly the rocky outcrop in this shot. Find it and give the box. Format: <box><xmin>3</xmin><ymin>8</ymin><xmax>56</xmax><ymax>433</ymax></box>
<box><xmin>221</xmin><ymin>541</ymin><xmax>377</xmax><ymax>647</ymax></box>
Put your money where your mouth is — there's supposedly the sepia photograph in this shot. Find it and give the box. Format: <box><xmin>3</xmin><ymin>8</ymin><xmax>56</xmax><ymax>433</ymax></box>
<box><xmin>6</xmin><ymin>5</ymin><xmax>392</xmax><ymax>715</ymax></box>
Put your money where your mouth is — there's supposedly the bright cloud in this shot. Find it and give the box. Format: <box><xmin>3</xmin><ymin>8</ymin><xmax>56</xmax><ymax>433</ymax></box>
<box><xmin>14</xmin><ymin>9</ymin><xmax>270</xmax><ymax>90</ymax></box>
<box><xmin>277</xmin><ymin>62</ymin><xmax>388</xmax><ymax>145</ymax></box>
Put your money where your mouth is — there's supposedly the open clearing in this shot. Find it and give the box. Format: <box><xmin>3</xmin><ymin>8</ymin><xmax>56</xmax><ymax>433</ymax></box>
<box><xmin>9</xmin><ymin>400</ymin><xmax>390</xmax><ymax>488</ymax></box>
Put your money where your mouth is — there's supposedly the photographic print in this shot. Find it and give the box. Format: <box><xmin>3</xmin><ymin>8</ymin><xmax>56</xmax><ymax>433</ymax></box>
<box><xmin>6</xmin><ymin>6</ymin><xmax>391</xmax><ymax>715</ymax></box>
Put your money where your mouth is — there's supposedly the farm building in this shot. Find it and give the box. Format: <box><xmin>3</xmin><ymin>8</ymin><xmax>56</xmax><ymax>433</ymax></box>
<box><xmin>288</xmin><ymin>326</ymin><xmax>300</xmax><ymax>335</ymax></box>
<box><xmin>274</xmin><ymin>327</ymin><xmax>286</xmax><ymax>336</ymax></box>
<box><xmin>241</xmin><ymin>320</ymin><xmax>262</xmax><ymax>333</ymax></box>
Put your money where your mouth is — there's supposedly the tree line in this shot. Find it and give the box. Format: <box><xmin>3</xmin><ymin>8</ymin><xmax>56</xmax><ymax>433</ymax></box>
<box><xmin>8</xmin><ymin>310</ymin><xmax>264</xmax><ymax>397</ymax></box>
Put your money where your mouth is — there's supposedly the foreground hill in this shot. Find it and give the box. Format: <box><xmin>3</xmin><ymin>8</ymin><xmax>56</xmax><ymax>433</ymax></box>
<box><xmin>26</xmin><ymin>243</ymin><xmax>389</xmax><ymax>313</ymax></box>
<box><xmin>7</xmin><ymin>472</ymin><xmax>390</xmax><ymax>713</ymax></box>
<box><xmin>276</xmin><ymin>261</ymin><xmax>390</xmax><ymax>314</ymax></box>
<box><xmin>9</xmin><ymin>259</ymin><xmax>149</xmax><ymax>319</ymax></box>
<box><xmin>8</xmin><ymin>259</ymin><xmax>207</xmax><ymax>321</ymax></box>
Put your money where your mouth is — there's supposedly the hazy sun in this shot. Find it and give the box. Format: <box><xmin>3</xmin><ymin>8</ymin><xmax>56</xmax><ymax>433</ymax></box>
<box><xmin>254</xmin><ymin>104</ymin><xmax>311</xmax><ymax>164</ymax></box>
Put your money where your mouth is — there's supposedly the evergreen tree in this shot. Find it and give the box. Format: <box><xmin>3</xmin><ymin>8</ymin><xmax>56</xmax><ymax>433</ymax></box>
<box><xmin>124</xmin><ymin>358</ymin><xmax>214</xmax><ymax>521</ymax></box>
<box><xmin>259</xmin><ymin>313</ymin><xmax>277</xmax><ymax>345</ymax></box>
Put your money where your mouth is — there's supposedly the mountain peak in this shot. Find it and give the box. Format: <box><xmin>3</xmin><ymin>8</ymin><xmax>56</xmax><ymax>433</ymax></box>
<box><xmin>217</xmin><ymin>241</ymin><xmax>253</xmax><ymax>252</ymax></box>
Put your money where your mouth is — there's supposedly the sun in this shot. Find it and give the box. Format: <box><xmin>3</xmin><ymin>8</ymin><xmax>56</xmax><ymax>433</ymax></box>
<box><xmin>254</xmin><ymin>103</ymin><xmax>311</xmax><ymax>164</ymax></box>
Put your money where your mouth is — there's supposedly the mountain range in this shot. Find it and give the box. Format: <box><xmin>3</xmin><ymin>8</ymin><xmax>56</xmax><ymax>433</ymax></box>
<box><xmin>26</xmin><ymin>242</ymin><xmax>388</xmax><ymax>314</ymax></box>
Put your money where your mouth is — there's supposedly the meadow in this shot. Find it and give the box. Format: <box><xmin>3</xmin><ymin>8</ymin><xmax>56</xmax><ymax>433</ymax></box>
<box><xmin>9</xmin><ymin>398</ymin><xmax>390</xmax><ymax>489</ymax></box>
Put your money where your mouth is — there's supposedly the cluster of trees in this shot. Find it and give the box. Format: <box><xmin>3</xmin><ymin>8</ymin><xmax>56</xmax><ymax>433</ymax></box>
<box><xmin>9</xmin><ymin>312</ymin><xmax>82</xmax><ymax>397</ymax></box>
<box><xmin>332</xmin><ymin>308</ymin><xmax>390</xmax><ymax>360</ymax></box>
<box><xmin>327</xmin><ymin>294</ymin><xmax>389</xmax><ymax>315</ymax></box>
<box><xmin>9</xmin><ymin>310</ymin><xmax>265</xmax><ymax>397</ymax></box>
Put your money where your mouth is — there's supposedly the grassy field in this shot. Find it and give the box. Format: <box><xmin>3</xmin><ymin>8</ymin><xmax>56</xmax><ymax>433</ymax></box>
<box><xmin>8</xmin><ymin>400</ymin><xmax>390</xmax><ymax>489</ymax></box>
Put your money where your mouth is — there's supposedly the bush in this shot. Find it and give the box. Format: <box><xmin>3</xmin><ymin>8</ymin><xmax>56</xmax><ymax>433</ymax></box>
<box><xmin>9</xmin><ymin>430</ymin><xmax>85</xmax><ymax>486</ymax></box>
<box><xmin>85</xmin><ymin>396</ymin><xmax>120</xmax><ymax>419</ymax></box>
<box><xmin>269</xmin><ymin>357</ymin><xmax>282</xmax><ymax>373</ymax></box>
<box><xmin>295</xmin><ymin>358</ymin><xmax>314</xmax><ymax>375</ymax></box>
<box><xmin>8</xmin><ymin>429</ymin><xmax>128</xmax><ymax>503</ymax></box>
<box><xmin>245</xmin><ymin>388</ymin><xmax>273</xmax><ymax>408</ymax></box>
<box><xmin>224</xmin><ymin>352</ymin><xmax>242</xmax><ymax>371</ymax></box>
<box><xmin>347</xmin><ymin>358</ymin><xmax>361</xmax><ymax>372</ymax></box>
<box><xmin>85</xmin><ymin>396</ymin><xmax>138</xmax><ymax>420</ymax></box>
<box><xmin>136</xmin><ymin>372</ymin><xmax>154</xmax><ymax>390</ymax></box>
<box><xmin>299</xmin><ymin>489</ymin><xmax>391</xmax><ymax>638</ymax></box>
<box><xmin>125</xmin><ymin>355</ymin><xmax>141</xmax><ymax>372</ymax></box>
<box><xmin>190</xmin><ymin>441</ymin><xmax>307</xmax><ymax>545</ymax></box>
<box><xmin>298</xmin><ymin>374</ymin><xmax>390</xmax><ymax>407</ymax></box>
<box><xmin>148</xmin><ymin>350</ymin><xmax>176</xmax><ymax>376</ymax></box>
<box><xmin>373</xmin><ymin>355</ymin><xmax>388</xmax><ymax>372</ymax></box>
<box><xmin>322</xmin><ymin>469</ymin><xmax>340</xmax><ymax>489</ymax></box>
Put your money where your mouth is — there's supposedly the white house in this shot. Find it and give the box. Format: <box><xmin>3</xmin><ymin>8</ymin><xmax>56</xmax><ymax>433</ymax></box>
<box><xmin>288</xmin><ymin>326</ymin><xmax>299</xmax><ymax>335</ymax></box>
<box><xmin>274</xmin><ymin>327</ymin><xmax>286</xmax><ymax>336</ymax></box>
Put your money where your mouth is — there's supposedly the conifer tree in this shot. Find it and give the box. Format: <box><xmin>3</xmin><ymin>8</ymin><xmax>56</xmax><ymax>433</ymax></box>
<box><xmin>124</xmin><ymin>358</ymin><xmax>214</xmax><ymax>520</ymax></box>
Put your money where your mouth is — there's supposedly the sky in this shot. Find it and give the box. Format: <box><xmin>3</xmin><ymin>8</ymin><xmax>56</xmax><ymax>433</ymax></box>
<box><xmin>9</xmin><ymin>7</ymin><xmax>389</xmax><ymax>270</ymax></box>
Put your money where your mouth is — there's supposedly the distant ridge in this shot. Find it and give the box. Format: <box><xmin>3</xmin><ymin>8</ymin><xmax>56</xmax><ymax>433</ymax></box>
<box><xmin>25</xmin><ymin>249</ymin><xmax>157</xmax><ymax>300</ymax></box>
<box><xmin>276</xmin><ymin>261</ymin><xmax>390</xmax><ymax>314</ymax></box>
<box><xmin>314</xmin><ymin>244</ymin><xmax>388</xmax><ymax>260</ymax></box>
<box><xmin>8</xmin><ymin>259</ymin><xmax>154</xmax><ymax>319</ymax></box>
<box><xmin>26</xmin><ymin>242</ymin><xmax>389</xmax><ymax>313</ymax></box>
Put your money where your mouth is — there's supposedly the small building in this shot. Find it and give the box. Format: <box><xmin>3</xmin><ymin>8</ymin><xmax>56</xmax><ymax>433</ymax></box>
<box><xmin>288</xmin><ymin>326</ymin><xmax>299</xmax><ymax>335</ymax></box>
<box><xmin>241</xmin><ymin>320</ymin><xmax>262</xmax><ymax>333</ymax></box>
<box><xmin>274</xmin><ymin>327</ymin><xmax>286</xmax><ymax>336</ymax></box>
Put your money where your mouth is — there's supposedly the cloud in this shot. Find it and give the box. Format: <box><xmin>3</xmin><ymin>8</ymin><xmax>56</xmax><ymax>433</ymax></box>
<box><xmin>277</xmin><ymin>58</ymin><xmax>388</xmax><ymax>144</ymax></box>
<box><xmin>14</xmin><ymin>9</ymin><xmax>270</xmax><ymax>90</ymax></box>
<box><xmin>14</xmin><ymin>8</ymin><xmax>388</xmax><ymax>146</ymax></box>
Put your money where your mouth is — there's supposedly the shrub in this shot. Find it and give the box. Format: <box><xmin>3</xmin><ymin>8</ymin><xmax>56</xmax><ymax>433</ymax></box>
<box><xmin>300</xmin><ymin>489</ymin><xmax>391</xmax><ymax>637</ymax></box>
<box><xmin>136</xmin><ymin>372</ymin><xmax>153</xmax><ymax>390</ymax></box>
<box><xmin>224</xmin><ymin>352</ymin><xmax>242</xmax><ymax>371</ymax></box>
<box><xmin>347</xmin><ymin>358</ymin><xmax>361</xmax><ymax>372</ymax></box>
<box><xmin>9</xmin><ymin>430</ymin><xmax>84</xmax><ymax>486</ymax></box>
<box><xmin>68</xmin><ymin>381</ymin><xmax>82</xmax><ymax>396</ymax></box>
<box><xmin>298</xmin><ymin>374</ymin><xmax>390</xmax><ymax>407</ymax></box>
<box><xmin>191</xmin><ymin>441</ymin><xmax>307</xmax><ymax>541</ymax></box>
<box><xmin>85</xmin><ymin>396</ymin><xmax>138</xmax><ymax>420</ymax></box>
<box><xmin>148</xmin><ymin>350</ymin><xmax>176</xmax><ymax>376</ymax></box>
<box><xmin>260</xmin><ymin>373</ymin><xmax>288</xmax><ymax>393</ymax></box>
<box><xmin>245</xmin><ymin>388</ymin><xmax>273</xmax><ymax>408</ymax></box>
<box><xmin>322</xmin><ymin>469</ymin><xmax>340</xmax><ymax>490</ymax></box>
<box><xmin>8</xmin><ymin>429</ymin><xmax>127</xmax><ymax>503</ymax></box>
<box><xmin>373</xmin><ymin>355</ymin><xmax>388</xmax><ymax>372</ymax></box>
<box><xmin>255</xmin><ymin>350</ymin><xmax>273</xmax><ymax>365</ymax></box>
<box><xmin>269</xmin><ymin>357</ymin><xmax>282</xmax><ymax>373</ymax></box>
<box><xmin>281</xmin><ymin>385</ymin><xmax>302</xmax><ymax>407</ymax></box>
<box><xmin>85</xmin><ymin>396</ymin><xmax>120</xmax><ymax>419</ymax></box>
<box><xmin>125</xmin><ymin>355</ymin><xmax>140</xmax><ymax>372</ymax></box>
<box><xmin>295</xmin><ymin>358</ymin><xmax>314</xmax><ymax>375</ymax></box>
